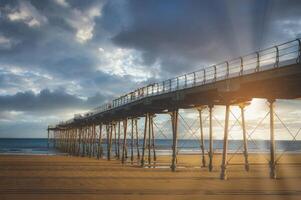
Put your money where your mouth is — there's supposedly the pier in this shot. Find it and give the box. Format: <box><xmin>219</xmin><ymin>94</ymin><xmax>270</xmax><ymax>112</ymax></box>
<box><xmin>48</xmin><ymin>38</ymin><xmax>301</xmax><ymax>180</ymax></box>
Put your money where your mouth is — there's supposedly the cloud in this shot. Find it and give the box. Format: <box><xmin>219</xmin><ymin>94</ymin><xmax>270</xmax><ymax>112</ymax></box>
<box><xmin>0</xmin><ymin>89</ymin><xmax>109</xmax><ymax>114</ymax></box>
<box><xmin>112</xmin><ymin>0</ymin><xmax>301</xmax><ymax>76</ymax></box>
<box><xmin>65</xmin><ymin>3</ymin><xmax>103</xmax><ymax>43</ymax></box>
<box><xmin>0</xmin><ymin>35</ymin><xmax>15</xmax><ymax>50</ymax></box>
<box><xmin>53</xmin><ymin>0</ymin><xmax>70</xmax><ymax>8</ymax></box>
<box><xmin>7</xmin><ymin>0</ymin><xmax>48</xmax><ymax>27</ymax></box>
<box><xmin>97</xmin><ymin>47</ymin><xmax>159</xmax><ymax>81</ymax></box>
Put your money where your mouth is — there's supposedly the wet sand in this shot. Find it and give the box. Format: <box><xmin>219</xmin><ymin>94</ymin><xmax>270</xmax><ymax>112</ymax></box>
<box><xmin>0</xmin><ymin>154</ymin><xmax>301</xmax><ymax>200</ymax></box>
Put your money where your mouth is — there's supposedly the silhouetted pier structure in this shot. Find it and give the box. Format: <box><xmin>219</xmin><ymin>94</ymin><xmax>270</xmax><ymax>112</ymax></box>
<box><xmin>48</xmin><ymin>38</ymin><xmax>301</xmax><ymax>180</ymax></box>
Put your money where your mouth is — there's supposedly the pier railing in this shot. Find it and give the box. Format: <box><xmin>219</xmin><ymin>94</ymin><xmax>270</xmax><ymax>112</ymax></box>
<box><xmin>59</xmin><ymin>38</ymin><xmax>301</xmax><ymax>125</ymax></box>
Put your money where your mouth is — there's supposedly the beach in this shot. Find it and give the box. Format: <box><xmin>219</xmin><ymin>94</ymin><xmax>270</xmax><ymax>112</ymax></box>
<box><xmin>0</xmin><ymin>154</ymin><xmax>301</xmax><ymax>200</ymax></box>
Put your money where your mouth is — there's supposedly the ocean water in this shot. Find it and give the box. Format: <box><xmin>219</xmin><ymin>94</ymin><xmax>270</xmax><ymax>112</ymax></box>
<box><xmin>0</xmin><ymin>138</ymin><xmax>58</xmax><ymax>155</ymax></box>
<box><xmin>0</xmin><ymin>138</ymin><xmax>300</xmax><ymax>155</ymax></box>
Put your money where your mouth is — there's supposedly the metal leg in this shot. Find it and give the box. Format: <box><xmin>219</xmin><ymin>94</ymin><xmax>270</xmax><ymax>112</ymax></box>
<box><xmin>89</xmin><ymin>126</ymin><xmax>92</xmax><ymax>158</ymax></box>
<box><xmin>151</xmin><ymin>115</ymin><xmax>157</xmax><ymax>165</ymax></box>
<box><xmin>135</xmin><ymin>119</ymin><xmax>140</xmax><ymax>161</ymax></box>
<box><xmin>82</xmin><ymin>128</ymin><xmax>86</xmax><ymax>157</ymax></box>
<box><xmin>92</xmin><ymin>124</ymin><xmax>96</xmax><ymax>157</ymax></box>
<box><xmin>78</xmin><ymin>128</ymin><xmax>81</xmax><ymax>156</ymax></box>
<box><xmin>148</xmin><ymin>115</ymin><xmax>152</xmax><ymax>168</ymax></box>
<box><xmin>131</xmin><ymin>118</ymin><xmax>134</xmax><ymax>164</ymax></box>
<box><xmin>240</xmin><ymin>104</ymin><xmax>249</xmax><ymax>171</ymax></box>
<box><xmin>171</xmin><ymin>110</ymin><xmax>179</xmax><ymax>172</ymax></box>
<box><xmin>269</xmin><ymin>99</ymin><xmax>276</xmax><ymax>179</ymax></box>
<box><xmin>121</xmin><ymin>119</ymin><xmax>128</xmax><ymax>164</ymax></box>
<box><xmin>198</xmin><ymin>107</ymin><xmax>206</xmax><ymax>167</ymax></box>
<box><xmin>141</xmin><ymin>114</ymin><xmax>148</xmax><ymax>167</ymax></box>
<box><xmin>220</xmin><ymin>105</ymin><xmax>230</xmax><ymax>180</ymax></box>
<box><xmin>117</xmin><ymin>121</ymin><xmax>121</xmax><ymax>159</ymax></box>
<box><xmin>114</xmin><ymin>122</ymin><xmax>118</xmax><ymax>158</ymax></box>
<box><xmin>47</xmin><ymin>129</ymin><xmax>50</xmax><ymax>149</ymax></box>
<box><xmin>208</xmin><ymin>105</ymin><xmax>214</xmax><ymax>172</ymax></box>
<box><xmin>107</xmin><ymin>124</ymin><xmax>113</xmax><ymax>161</ymax></box>
<box><xmin>97</xmin><ymin>124</ymin><xmax>103</xmax><ymax>159</ymax></box>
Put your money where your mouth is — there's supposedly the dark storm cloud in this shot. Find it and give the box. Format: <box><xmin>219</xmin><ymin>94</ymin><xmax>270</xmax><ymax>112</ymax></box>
<box><xmin>0</xmin><ymin>0</ymin><xmax>104</xmax><ymax>79</ymax></box>
<box><xmin>0</xmin><ymin>89</ymin><xmax>109</xmax><ymax>113</ymax></box>
<box><xmin>112</xmin><ymin>0</ymin><xmax>301</xmax><ymax>75</ymax></box>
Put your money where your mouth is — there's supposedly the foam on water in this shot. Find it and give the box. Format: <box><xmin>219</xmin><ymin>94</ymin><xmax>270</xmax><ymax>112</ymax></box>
<box><xmin>0</xmin><ymin>138</ymin><xmax>301</xmax><ymax>156</ymax></box>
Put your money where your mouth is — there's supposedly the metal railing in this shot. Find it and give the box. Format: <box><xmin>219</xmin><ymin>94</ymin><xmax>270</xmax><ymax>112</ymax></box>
<box><xmin>58</xmin><ymin>38</ymin><xmax>301</xmax><ymax>126</ymax></box>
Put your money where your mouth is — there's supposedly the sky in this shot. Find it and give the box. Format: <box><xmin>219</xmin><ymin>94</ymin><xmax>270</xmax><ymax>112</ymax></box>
<box><xmin>0</xmin><ymin>0</ymin><xmax>301</xmax><ymax>139</ymax></box>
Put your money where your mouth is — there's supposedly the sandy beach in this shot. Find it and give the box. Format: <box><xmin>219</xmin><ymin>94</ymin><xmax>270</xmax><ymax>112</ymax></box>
<box><xmin>0</xmin><ymin>154</ymin><xmax>300</xmax><ymax>200</ymax></box>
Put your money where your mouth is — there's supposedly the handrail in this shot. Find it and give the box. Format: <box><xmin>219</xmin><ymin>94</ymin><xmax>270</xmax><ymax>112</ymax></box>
<box><xmin>57</xmin><ymin>38</ymin><xmax>301</xmax><ymax>126</ymax></box>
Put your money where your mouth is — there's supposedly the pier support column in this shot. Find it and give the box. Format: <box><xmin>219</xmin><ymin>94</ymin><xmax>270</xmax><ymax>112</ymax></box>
<box><xmin>221</xmin><ymin>104</ymin><xmax>230</xmax><ymax>180</ymax></box>
<box><xmin>114</xmin><ymin>122</ymin><xmax>118</xmax><ymax>158</ymax></box>
<box><xmin>135</xmin><ymin>118</ymin><xmax>140</xmax><ymax>161</ymax></box>
<box><xmin>77</xmin><ymin>128</ymin><xmax>82</xmax><ymax>156</ymax></box>
<box><xmin>89</xmin><ymin>126</ymin><xmax>92</xmax><ymax>157</ymax></box>
<box><xmin>81</xmin><ymin>128</ymin><xmax>84</xmax><ymax>156</ymax></box>
<box><xmin>141</xmin><ymin>114</ymin><xmax>148</xmax><ymax>167</ymax></box>
<box><xmin>97</xmin><ymin>124</ymin><xmax>103</xmax><ymax>159</ymax></box>
<box><xmin>239</xmin><ymin>104</ymin><xmax>249</xmax><ymax>171</ymax></box>
<box><xmin>121</xmin><ymin>119</ymin><xmax>128</xmax><ymax>164</ymax></box>
<box><xmin>117</xmin><ymin>121</ymin><xmax>121</xmax><ymax>159</ymax></box>
<box><xmin>107</xmin><ymin>124</ymin><xmax>113</xmax><ymax>161</ymax></box>
<box><xmin>197</xmin><ymin>107</ymin><xmax>206</xmax><ymax>167</ymax></box>
<box><xmin>151</xmin><ymin>115</ymin><xmax>157</xmax><ymax>166</ymax></box>
<box><xmin>171</xmin><ymin>109</ymin><xmax>179</xmax><ymax>172</ymax></box>
<box><xmin>208</xmin><ymin>105</ymin><xmax>214</xmax><ymax>172</ymax></box>
<box><xmin>269</xmin><ymin>99</ymin><xmax>277</xmax><ymax>179</ymax></box>
<box><xmin>91</xmin><ymin>124</ymin><xmax>95</xmax><ymax>157</ymax></box>
<box><xmin>47</xmin><ymin>129</ymin><xmax>50</xmax><ymax>149</ymax></box>
<box><xmin>131</xmin><ymin>118</ymin><xmax>134</xmax><ymax>164</ymax></box>
<box><xmin>148</xmin><ymin>115</ymin><xmax>152</xmax><ymax>168</ymax></box>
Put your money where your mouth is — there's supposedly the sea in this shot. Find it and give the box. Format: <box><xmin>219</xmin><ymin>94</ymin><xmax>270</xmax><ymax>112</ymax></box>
<box><xmin>0</xmin><ymin>138</ymin><xmax>301</xmax><ymax>155</ymax></box>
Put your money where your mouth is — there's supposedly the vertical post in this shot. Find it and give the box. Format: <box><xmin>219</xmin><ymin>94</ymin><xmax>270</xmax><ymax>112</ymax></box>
<box><xmin>121</xmin><ymin>119</ymin><xmax>128</xmax><ymax>164</ymax></box>
<box><xmin>131</xmin><ymin>118</ymin><xmax>134</xmax><ymax>164</ymax></box>
<box><xmin>106</xmin><ymin>124</ymin><xmax>110</xmax><ymax>160</ymax></box>
<box><xmin>78</xmin><ymin>128</ymin><xmax>82</xmax><ymax>156</ymax></box>
<box><xmin>117</xmin><ymin>121</ymin><xmax>121</xmax><ymax>159</ymax></box>
<box><xmin>82</xmin><ymin>127</ymin><xmax>86</xmax><ymax>157</ymax></box>
<box><xmin>47</xmin><ymin>129</ymin><xmax>50</xmax><ymax>149</ymax></box>
<box><xmin>88</xmin><ymin>126</ymin><xmax>92</xmax><ymax>157</ymax></box>
<box><xmin>107</xmin><ymin>123</ymin><xmax>113</xmax><ymax>161</ymax></box>
<box><xmin>148</xmin><ymin>114</ymin><xmax>152</xmax><ymax>168</ymax></box>
<box><xmin>208</xmin><ymin>105</ymin><xmax>214</xmax><ymax>172</ymax></box>
<box><xmin>240</xmin><ymin>104</ymin><xmax>249</xmax><ymax>171</ymax></box>
<box><xmin>141</xmin><ymin>114</ymin><xmax>148</xmax><ymax>167</ymax></box>
<box><xmin>220</xmin><ymin>104</ymin><xmax>230</xmax><ymax>180</ymax></box>
<box><xmin>135</xmin><ymin>119</ymin><xmax>140</xmax><ymax>161</ymax></box>
<box><xmin>97</xmin><ymin>124</ymin><xmax>103</xmax><ymax>159</ymax></box>
<box><xmin>92</xmin><ymin>124</ymin><xmax>96</xmax><ymax>157</ymax></box>
<box><xmin>151</xmin><ymin>115</ymin><xmax>156</xmax><ymax>165</ymax></box>
<box><xmin>171</xmin><ymin>109</ymin><xmax>179</xmax><ymax>172</ymax></box>
<box><xmin>114</xmin><ymin>122</ymin><xmax>118</xmax><ymax>157</ymax></box>
<box><xmin>197</xmin><ymin>107</ymin><xmax>206</xmax><ymax>167</ymax></box>
<box><xmin>269</xmin><ymin>99</ymin><xmax>276</xmax><ymax>179</ymax></box>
